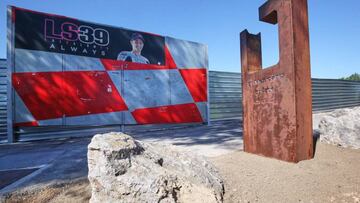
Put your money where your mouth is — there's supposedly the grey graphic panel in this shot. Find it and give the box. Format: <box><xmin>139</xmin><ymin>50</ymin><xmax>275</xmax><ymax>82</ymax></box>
<box><xmin>64</xmin><ymin>112</ymin><xmax>123</xmax><ymax>125</ymax></box>
<box><xmin>39</xmin><ymin>111</ymin><xmax>136</xmax><ymax>125</ymax></box>
<box><xmin>38</xmin><ymin>118</ymin><xmax>63</xmax><ymax>126</ymax></box>
<box><xmin>196</xmin><ymin>102</ymin><xmax>207</xmax><ymax>122</ymax></box>
<box><xmin>14</xmin><ymin>91</ymin><xmax>37</xmax><ymax>123</ymax></box>
<box><xmin>107</xmin><ymin>70</ymin><xmax>123</xmax><ymax>102</ymax></box>
<box><xmin>166</xmin><ymin>37</ymin><xmax>207</xmax><ymax>69</ymax></box>
<box><xmin>124</xmin><ymin>111</ymin><xmax>136</xmax><ymax>124</ymax></box>
<box><xmin>15</xmin><ymin>49</ymin><xmax>62</xmax><ymax>72</ymax></box>
<box><xmin>63</xmin><ymin>54</ymin><xmax>105</xmax><ymax>71</ymax></box>
<box><xmin>169</xmin><ymin>69</ymin><xmax>193</xmax><ymax>104</ymax></box>
<box><xmin>123</xmin><ymin>70</ymin><xmax>170</xmax><ymax>110</ymax></box>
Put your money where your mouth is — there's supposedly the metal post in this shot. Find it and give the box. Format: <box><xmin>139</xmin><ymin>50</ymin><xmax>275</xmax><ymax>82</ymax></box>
<box><xmin>205</xmin><ymin>45</ymin><xmax>210</xmax><ymax>126</ymax></box>
<box><xmin>120</xmin><ymin>63</ymin><xmax>125</xmax><ymax>133</ymax></box>
<box><xmin>7</xmin><ymin>6</ymin><xmax>15</xmax><ymax>143</ymax></box>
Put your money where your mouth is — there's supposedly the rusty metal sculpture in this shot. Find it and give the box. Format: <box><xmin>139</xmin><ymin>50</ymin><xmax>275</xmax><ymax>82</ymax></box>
<box><xmin>240</xmin><ymin>0</ymin><xmax>313</xmax><ymax>162</ymax></box>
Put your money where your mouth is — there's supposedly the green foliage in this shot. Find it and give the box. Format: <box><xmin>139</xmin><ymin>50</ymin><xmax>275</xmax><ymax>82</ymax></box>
<box><xmin>340</xmin><ymin>73</ymin><xmax>360</xmax><ymax>81</ymax></box>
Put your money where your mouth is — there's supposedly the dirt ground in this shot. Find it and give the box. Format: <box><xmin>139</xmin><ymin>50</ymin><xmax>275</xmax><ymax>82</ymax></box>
<box><xmin>2</xmin><ymin>179</ymin><xmax>91</xmax><ymax>203</ymax></box>
<box><xmin>211</xmin><ymin>142</ymin><xmax>360</xmax><ymax>203</ymax></box>
<box><xmin>2</xmin><ymin>142</ymin><xmax>360</xmax><ymax>203</ymax></box>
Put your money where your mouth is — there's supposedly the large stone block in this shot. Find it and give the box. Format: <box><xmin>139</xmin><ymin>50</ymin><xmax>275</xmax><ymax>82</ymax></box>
<box><xmin>318</xmin><ymin>107</ymin><xmax>360</xmax><ymax>149</ymax></box>
<box><xmin>87</xmin><ymin>132</ymin><xmax>224</xmax><ymax>203</ymax></box>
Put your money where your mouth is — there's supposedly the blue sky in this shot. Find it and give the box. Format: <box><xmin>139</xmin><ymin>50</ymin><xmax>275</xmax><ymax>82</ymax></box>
<box><xmin>0</xmin><ymin>0</ymin><xmax>359</xmax><ymax>78</ymax></box>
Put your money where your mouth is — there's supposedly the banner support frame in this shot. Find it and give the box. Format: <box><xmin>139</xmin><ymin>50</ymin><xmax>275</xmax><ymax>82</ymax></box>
<box><xmin>7</xmin><ymin>6</ymin><xmax>15</xmax><ymax>143</ymax></box>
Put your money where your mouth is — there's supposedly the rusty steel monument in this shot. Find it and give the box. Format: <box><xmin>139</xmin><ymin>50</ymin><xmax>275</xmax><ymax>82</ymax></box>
<box><xmin>240</xmin><ymin>0</ymin><xmax>313</xmax><ymax>162</ymax></box>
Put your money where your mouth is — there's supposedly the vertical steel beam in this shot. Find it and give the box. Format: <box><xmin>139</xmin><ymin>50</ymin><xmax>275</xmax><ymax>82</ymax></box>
<box><xmin>241</xmin><ymin>0</ymin><xmax>313</xmax><ymax>162</ymax></box>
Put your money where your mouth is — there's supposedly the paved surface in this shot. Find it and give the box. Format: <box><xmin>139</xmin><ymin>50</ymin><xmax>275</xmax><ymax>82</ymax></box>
<box><xmin>0</xmin><ymin>119</ymin><xmax>243</xmax><ymax>195</ymax></box>
<box><xmin>0</xmin><ymin>168</ymin><xmax>38</xmax><ymax>190</ymax></box>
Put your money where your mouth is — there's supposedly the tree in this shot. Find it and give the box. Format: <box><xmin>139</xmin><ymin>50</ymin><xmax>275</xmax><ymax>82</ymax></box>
<box><xmin>340</xmin><ymin>73</ymin><xmax>360</xmax><ymax>81</ymax></box>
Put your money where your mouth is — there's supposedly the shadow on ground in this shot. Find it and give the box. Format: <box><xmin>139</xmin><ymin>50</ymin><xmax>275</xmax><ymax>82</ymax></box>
<box><xmin>0</xmin><ymin>119</ymin><xmax>243</xmax><ymax>195</ymax></box>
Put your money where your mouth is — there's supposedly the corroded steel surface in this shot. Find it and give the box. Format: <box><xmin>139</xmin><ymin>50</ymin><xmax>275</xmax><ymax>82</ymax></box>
<box><xmin>240</xmin><ymin>0</ymin><xmax>313</xmax><ymax>162</ymax></box>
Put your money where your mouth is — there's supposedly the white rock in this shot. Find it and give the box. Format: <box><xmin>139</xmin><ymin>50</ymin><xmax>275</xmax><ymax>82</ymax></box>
<box><xmin>318</xmin><ymin>106</ymin><xmax>360</xmax><ymax>149</ymax></box>
<box><xmin>88</xmin><ymin>132</ymin><xmax>224</xmax><ymax>203</ymax></box>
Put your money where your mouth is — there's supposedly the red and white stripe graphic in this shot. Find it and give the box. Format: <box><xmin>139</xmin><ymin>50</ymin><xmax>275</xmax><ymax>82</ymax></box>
<box><xmin>13</xmin><ymin>40</ymin><xmax>208</xmax><ymax>126</ymax></box>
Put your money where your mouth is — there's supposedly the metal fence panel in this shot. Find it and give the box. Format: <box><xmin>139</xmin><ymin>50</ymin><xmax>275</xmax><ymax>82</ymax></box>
<box><xmin>209</xmin><ymin>72</ymin><xmax>360</xmax><ymax>120</ymax></box>
<box><xmin>1</xmin><ymin>65</ymin><xmax>359</xmax><ymax>142</ymax></box>
<box><xmin>311</xmin><ymin>78</ymin><xmax>360</xmax><ymax>111</ymax></box>
<box><xmin>0</xmin><ymin>59</ymin><xmax>7</xmax><ymax>142</ymax></box>
<box><xmin>209</xmin><ymin>71</ymin><xmax>242</xmax><ymax>120</ymax></box>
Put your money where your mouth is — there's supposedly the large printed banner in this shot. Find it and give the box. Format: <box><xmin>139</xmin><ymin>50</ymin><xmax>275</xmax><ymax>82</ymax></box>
<box><xmin>10</xmin><ymin>7</ymin><xmax>208</xmax><ymax>126</ymax></box>
<box><xmin>14</xmin><ymin>8</ymin><xmax>165</xmax><ymax>64</ymax></box>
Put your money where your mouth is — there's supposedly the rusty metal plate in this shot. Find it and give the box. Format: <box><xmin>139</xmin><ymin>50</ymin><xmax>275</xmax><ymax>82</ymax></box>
<box><xmin>240</xmin><ymin>0</ymin><xmax>313</xmax><ymax>162</ymax></box>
